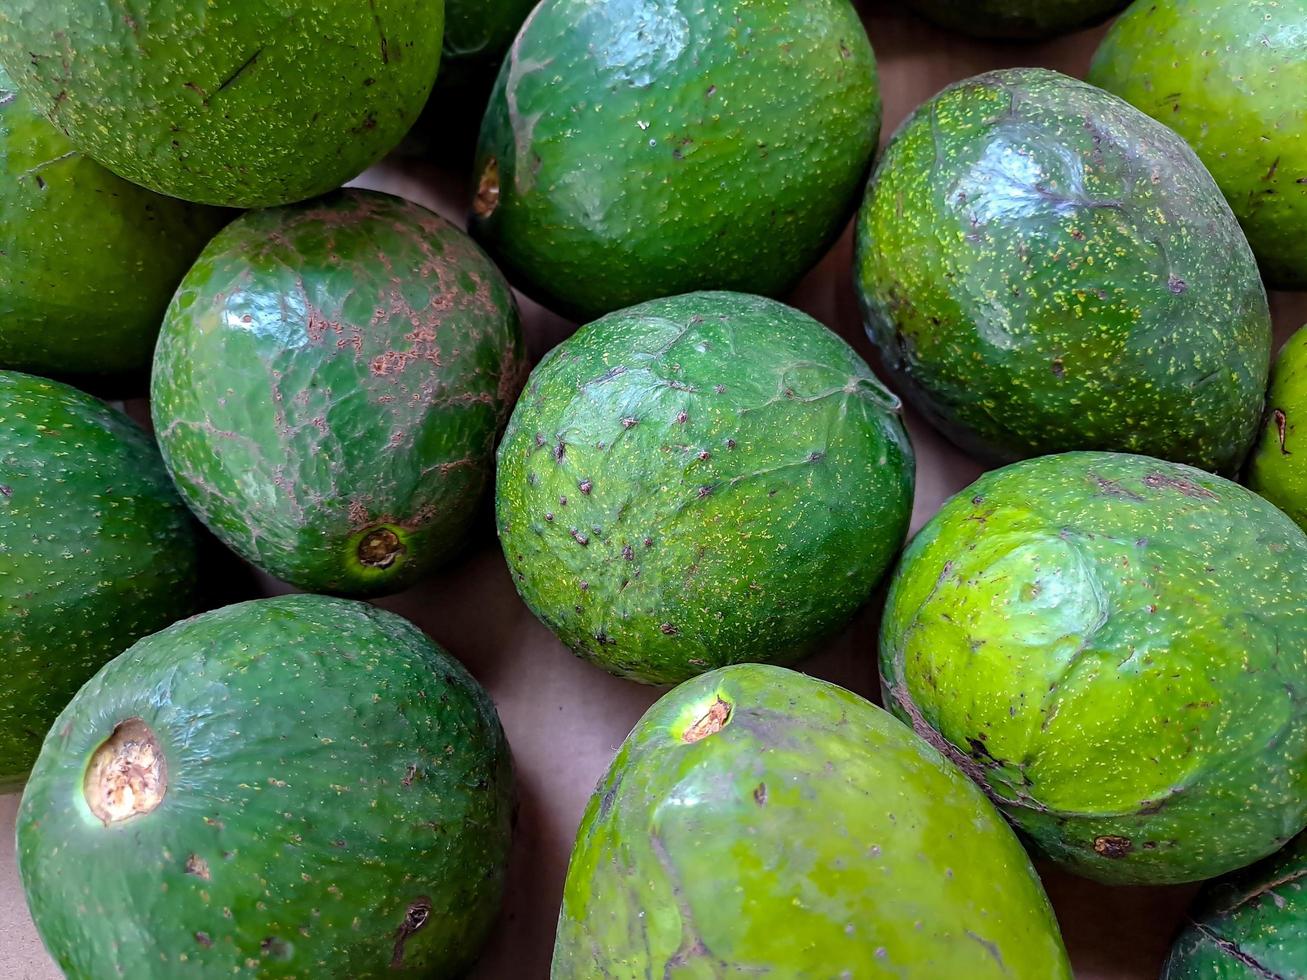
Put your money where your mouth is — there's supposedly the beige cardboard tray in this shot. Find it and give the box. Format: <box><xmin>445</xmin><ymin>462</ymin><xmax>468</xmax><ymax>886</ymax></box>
<box><xmin>3</xmin><ymin>4</ymin><xmax>1305</xmax><ymax>976</ymax></box>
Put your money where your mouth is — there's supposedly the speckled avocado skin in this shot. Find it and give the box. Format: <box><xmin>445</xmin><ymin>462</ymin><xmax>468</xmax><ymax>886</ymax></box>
<box><xmin>151</xmin><ymin>189</ymin><xmax>526</xmax><ymax>597</ymax></box>
<box><xmin>855</xmin><ymin>68</ymin><xmax>1271</xmax><ymax>475</ymax></box>
<box><xmin>0</xmin><ymin>371</ymin><xmax>198</xmax><ymax>792</ymax></box>
<box><xmin>1164</xmin><ymin>833</ymin><xmax>1307</xmax><ymax>979</ymax></box>
<box><xmin>905</xmin><ymin>0</ymin><xmax>1128</xmax><ymax>39</ymax></box>
<box><xmin>552</xmin><ymin>664</ymin><xmax>1072</xmax><ymax>978</ymax></box>
<box><xmin>0</xmin><ymin>0</ymin><xmax>444</xmax><ymax>208</ymax></box>
<box><xmin>1248</xmin><ymin>326</ymin><xmax>1307</xmax><ymax>531</ymax></box>
<box><xmin>497</xmin><ymin>292</ymin><xmax>914</xmax><ymax>686</ymax></box>
<box><xmin>17</xmin><ymin>594</ymin><xmax>514</xmax><ymax>979</ymax></box>
<box><xmin>0</xmin><ymin>65</ymin><xmax>230</xmax><ymax>378</ymax></box>
<box><xmin>880</xmin><ymin>451</ymin><xmax>1307</xmax><ymax>886</ymax></box>
<box><xmin>1090</xmin><ymin>0</ymin><xmax>1307</xmax><ymax>289</ymax></box>
<box><xmin>470</xmin><ymin>0</ymin><xmax>881</xmax><ymax>321</ymax></box>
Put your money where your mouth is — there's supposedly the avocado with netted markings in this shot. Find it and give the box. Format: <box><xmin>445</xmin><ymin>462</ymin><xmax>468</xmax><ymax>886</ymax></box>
<box><xmin>496</xmin><ymin>291</ymin><xmax>914</xmax><ymax>685</ymax></box>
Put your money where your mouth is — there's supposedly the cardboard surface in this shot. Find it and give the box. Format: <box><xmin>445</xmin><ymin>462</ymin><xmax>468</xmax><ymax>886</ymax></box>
<box><xmin>3</xmin><ymin>4</ymin><xmax>1305</xmax><ymax>977</ymax></box>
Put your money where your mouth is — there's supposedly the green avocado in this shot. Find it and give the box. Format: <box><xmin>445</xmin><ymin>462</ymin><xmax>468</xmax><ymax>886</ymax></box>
<box><xmin>496</xmin><ymin>292</ymin><xmax>914</xmax><ymax>685</ymax></box>
<box><xmin>0</xmin><ymin>371</ymin><xmax>198</xmax><ymax>792</ymax></box>
<box><xmin>151</xmin><ymin>189</ymin><xmax>526</xmax><ymax>597</ymax></box>
<box><xmin>904</xmin><ymin>0</ymin><xmax>1128</xmax><ymax>39</ymax></box>
<box><xmin>0</xmin><ymin>65</ymin><xmax>230</xmax><ymax>379</ymax></box>
<box><xmin>1248</xmin><ymin>326</ymin><xmax>1307</xmax><ymax>531</ymax></box>
<box><xmin>470</xmin><ymin>0</ymin><xmax>881</xmax><ymax>320</ymax></box>
<box><xmin>1090</xmin><ymin>0</ymin><xmax>1307</xmax><ymax>289</ymax></box>
<box><xmin>855</xmin><ymin>68</ymin><xmax>1271</xmax><ymax>475</ymax></box>
<box><xmin>553</xmin><ymin>664</ymin><xmax>1072</xmax><ymax>978</ymax></box>
<box><xmin>17</xmin><ymin>594</ymin><xmax>514</xmax><ymax>979</ymax></box>
<box><xmin>0</xmin><ymin>0</ymin><xmax>444</xmax><ymax>208</ymax></box>
<box><xmin>880</xmin><ymin>451</ymin><xmax>1307</xmax><ymax>886</ymax></box>
<box><xmin>1164</xmin><ymin>833</ymin><xmax>1307</xmax><ymax>979</ymax></box>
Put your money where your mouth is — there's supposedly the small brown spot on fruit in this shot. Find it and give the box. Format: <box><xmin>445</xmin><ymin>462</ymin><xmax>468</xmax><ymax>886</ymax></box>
<box><xmin>622</xmin><ymin>545</ymin><xmax>634</xmax><ymax>560</ymax></box>
<box><xmin>473</xmin><ymin>158</ymin><xmax>500</xmax><ymax>218</ymax></box>
<box><xmin>683</xmin><ymin>697</ymin><xmax>731</xmax><ymax>743</ymax></box>
<box><xmin>1051</xmin><ymin>358</ymin><xmax>1065</xmax><ymax>378</ymax></box>
<box><xmin>357</xmin><ymin>528</ymin><xmax>404</xmax><ymax>570</ymax></box>
<box><xmin>185</xmin><ymin>854</ymin><xmax>211</xmax><ymax>881</ymax></box>
<box><xmin>578</xmin><ymin>479</ymin><xmax>592</xmax><ymax>494</ymax></box>
<box><xmin>85</xmin><ymin>718</ymin><xmax>167</xmax><ymax>825</ymax></box>
<box><xmin>1274</xmin><ymin>409</ymin><xmax>1290</xmax><ymax>454</ymax></box>
<box><xmin>391</xmin><ymin>897</ymin><xmax>433</xmax><ymax>967</ymax></box>
<box><xmin>675</xmin><ymin>410</ymin><xmax>689</xmax><ymax>424</ymax></box>
<box><xmin>753</xmin><ymin>782</ymin><xmax>767</xmax><ymax>805</ymax></box>
<box><xmin>1167</xmin><ymin>275</ymin><xmax>1188</xmax><ymax>294</ymax></box>
<box><xmin>195</xmin><ymin>932</ymin><xmax>212</xmax><ymax>948</ymax></box>
<box><xmin>1093</xmin><ymin>835</ymin><xmax>1132</xmax><ymax>858</ymax></box>
<box><xmin>660</xmin><ymin>623</ymin><xmax>679</xmax><ymax>635</ymax></box>
<box><xmin>621</xmin><ymin>417</ymin><xmax>638</xmax><ymax>428</ymax></box>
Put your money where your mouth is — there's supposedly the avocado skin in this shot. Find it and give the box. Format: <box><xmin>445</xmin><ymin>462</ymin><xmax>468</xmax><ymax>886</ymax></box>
<box><xmin>470</xmin><ymin>0</ymin><xmax>881</xmax><ymax>321</ymax></box>
<box><xmin>0</xmin><ymin>371</ymin><xmax>199</xmax><ymax>791</ymax></box>
<box><xmin>905</xmin><ymin>0</ymin><xmax>1128</xmax><ymax>39</ymax></box>
<box><xmin>855</xmin><ymin>68</ymin><xmax>1270</xmax><ymax>476</ymax></box>
<box><xmin>1248</xmin><ymin>326</ymin><xmax>1307</xmax><ymax>532</ymax></box>
<box><xmin>0</xmin><ymin>0</ymin><xmax>444</xmax><ymax>208</ymax></box>
<box><xmin>151</xmin><ymin>189</ymin><xmax>526</xmax><ymax>597</ymax></box>
<box><xmin>1090</xmin><ymin>0</ymin><xmax>1307</xmax><ymax>289</ymax></box>
<box><xmin>1164</xmin><ymin>833</ymin><xmax>1307</xmax><ymax>979</ymax></box>
<box><xmin>880</xmin><ymin>451</ymin><xmax>1307</xmax><ymax>885</ymax></box>
<box><xmin>17</xmin><ymin>594</ymin><xmax>514</xmax><ymax>979</ymax></box>
<box><xmin>552</xmin><ymin>664</ymin><xmax>1072</xmax><ymax>978</ymax></box>
<box><xmin>496</xmin><ymin>291</ymin><xmax>914</xmax><ymax>686</ymax></box>
<box><xmin>0</xmin><ymin>65</ymin><xmax>230</xmax><ymax>378</ymax></box>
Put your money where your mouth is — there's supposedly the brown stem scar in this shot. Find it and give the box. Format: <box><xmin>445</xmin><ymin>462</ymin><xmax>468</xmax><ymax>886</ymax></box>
<box><xmin>474</xmin><ymin>158</ymin><xmax>500</xmax><ymax>219</ymax></box>
<box><xmin>683</xmin><ymin>698</ymin><xmax>731</xmax><ymax>743</ymax></box>
<box><xmin>84</xmin><ymin>719</ymin><xmax>167</xmax><ymax>825</ymax></box>
<box><xmin>358</xmin><ymin>528</ymin><xmax>404</xmax><ymax>569</ymax></box>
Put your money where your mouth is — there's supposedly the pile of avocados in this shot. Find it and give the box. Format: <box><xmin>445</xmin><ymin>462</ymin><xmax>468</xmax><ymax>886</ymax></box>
<box><xmin>0</xmin><ymin>0</ymin><xmax>1304</xmax><ymax>976</ymax></box>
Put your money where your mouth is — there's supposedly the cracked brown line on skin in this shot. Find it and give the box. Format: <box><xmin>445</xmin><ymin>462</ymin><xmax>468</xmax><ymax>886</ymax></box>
<box><xmin>1215</xmin><ymin>865</ymin><xmax>1307</xmax><ymax>918</ymax></box>
<box><xmin>1191</xmin><ymin>921</ymin><xmax>1287</xmax><ymax>980</ymax></box>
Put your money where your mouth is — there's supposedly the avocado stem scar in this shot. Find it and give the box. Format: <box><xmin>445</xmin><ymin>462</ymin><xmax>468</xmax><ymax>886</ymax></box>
<box><xmin>358</xmin><ymin>527</ymin><xmax>405</xmax><ymax>569</ymax></box>
<box><xmin>84</xmin><ymin>718</ymin><xmax>167</xmax><ymax>825</ymax></box>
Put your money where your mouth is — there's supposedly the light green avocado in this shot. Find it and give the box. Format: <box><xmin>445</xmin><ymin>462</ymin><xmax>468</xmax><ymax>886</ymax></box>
<box><xmin>0</xmin><ymin>0</ymin><xmax>445</xmax><ymax>207</ymax></box>
<box><xmin>1248</xmin><ymin>326</ymin><xmax>1307</xmax><ymax>531</ymax></box>
<box><xmin>553</xmin><ymin>664</ymin><xmax>1072</xmax><ymax>978</ymax></box>
<box><xmin>881</xmin><ymin>451</ymin><xmax>1307</xmax><ymax>885</ymax></box>
<box><xmin>1090</xmin><ymin>0</ymin><xmax>1307</xmax><ymax>289</ymax></box>
<box><xmin>0</xmin><ymin>65</ymin><xmax>230</xmax><ymax>378</ymax></box>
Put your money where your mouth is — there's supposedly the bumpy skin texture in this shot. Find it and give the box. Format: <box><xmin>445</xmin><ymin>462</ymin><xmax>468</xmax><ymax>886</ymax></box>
<box><xmin>880</xmin><ymin>452</ymin><xmax>1307</xmax><ymax>885</ymax></box>
<box><xmin>470</xmin><ymin>0</ymin><xmax>881</xmax><ymax>320</ymax></box>
<box><xmin>905</xmin><ymin>0</ymin><xmax>1128</xmax><ymax>39</ymax></box>
<box><xmin>1248</xmin><ymin>326</ymin><xmax>1307</xmax><ymax>531</ymax></box>
<box><xmin>152</xmin><ymin>189</ymin><xmax>526</xmax><ymax>597</ymax></box>
<box><xmin>1090</xmin><ymin>0</ymin><xmax>1307</xmax><ymax>288</ymax></box>
<box><xmin>855</xmin><ymin>68</ymin><xmax>1271</xmax><ymax>475</ymax></box>
<box><xmin>0</xmin><ymin>1</ymin><xmax>444</xmax><ymax>208</ymax></box>
<box><xmin>497</xmin><ymin>292</ymin><xmax>914</xmax><ymax>685</ymax></box>
<box><xmin>0</xmin><ymin>66</ymin><xmax>230</xmax><ymax>378</ymax></box>
<box><xmin>1164</xmin><ymin>833</ymin><xmax>1307</xmax><ymax>979</ymax></box>
<box><xmin>18</xmin><ymin>595</ymin><xmax>514</xmax><ymax>979</ymax></box>
<box><xmin>0</xmin><ymin>371</ymin><xmax>198</xmax><ymax>791</ymax></box>
<box><xmin>552</xmin><ymin>664</ymin><xmax>1072</xmax><ymax>978</ymax></box>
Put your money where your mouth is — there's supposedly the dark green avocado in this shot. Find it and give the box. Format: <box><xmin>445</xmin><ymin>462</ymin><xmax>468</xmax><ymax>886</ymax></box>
<box><xmin>1247</xmin><ymin>326</ymin><xmax>1307</xmax><ymax>532</ymax></box>
<box><xmin>0</xmin><ymin>0</ymin><xmax>445</xmax><ymax>208</ymax></box>
<box><xmin>554</xmin><ymin>665</ymin><xmax>1071</xmax><ymax>978</ymax></box>
<box><xmin>0</xmin><ymin>65</ymin><xmax>230</xmax><ymax>379</ymax></box>
<box><xmin>470</xmin><ymin>0</ymin><xmax>882</xmax><ymax>320</ymax></box>
<box><xmin>497</xmin><ymin>291</ymin><xmax>914</xmax><ymax>685</ymax></box>
<box><xmin>17</xmin><ymin>594</ymin><xmax>514</xmax><ymax>979</ymax></box>
<box><xmin>151</xmin><ymin>189</ymin><xmax>526</xmax><ymax>597</ymax></box>
<box><xmin>881</xmin><ymin>451</ymin><xmax>1307</xmax><ymax>885</ymax></box>
<box><xmin>0</xmin><ymin>371</ymin><xmax>199</xmax><ymax>792</ymax></box>
<box><xmin>905</xmin><ymin>0</ymin><xmax>1128</xmax><ymax>39</ymax></box>
<box><xmin>1164</xmin><ymin>833</ymin><xmax>1307</xmax><ymax>979</ymax></box>
<box><xmin>855</xmin><ymin>68</ymin><xmax>1270</xmax><ymax>475</ymax></box>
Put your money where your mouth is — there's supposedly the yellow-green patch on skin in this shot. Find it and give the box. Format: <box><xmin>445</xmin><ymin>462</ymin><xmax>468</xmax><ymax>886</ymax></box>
<box><xmin>855</xmin><ymin>68</ymin><xmax>1271</xmax><ymax>475</ymax></box>
<box><xmin>1248</xmin><ymin>326</ymin><xmax>1307</xmax><ymax>532</ymax></box>
<box><xmin>1090</xmin><ymin>0</ymin><xmax>1307</xmax><ymax>289</ymax></box>
<box><xmin>552</xmin><ymin>664</ymin><xmax>1072</xmax><ymax>978</ymax></box>
<box><xmin>881</xmin><ymin>451</ymin><xmax>1307</xmax><ymax>885</ymax></box>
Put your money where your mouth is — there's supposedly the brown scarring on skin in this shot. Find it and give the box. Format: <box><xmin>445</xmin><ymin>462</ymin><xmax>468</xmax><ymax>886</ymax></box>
<box><xmin>1093</xmin><ymin>835</ymin><xmax>1133</xmax><ymax>858</ymax></box>
<box><xmin>682</xmin><ymin>698</ymin><xmax>731</xmax><ymax>742</ymax></box>
<box><xmin>1273</xmin><ymin>409</ymin><xmax>1290</xmax><ymax>455</ymax></box>
<box><xmin>473</xmin><ymin>158</ymin><xmax>500</xmax><ymax>218</ymax></box>
<box><xmin>357</xmin><ymin>527</ymin><xmax>404</xmax><ymax>569</ymax></box>
<box><xmin>391</xmin><ymin>896</ymin><xmax>433</xmax><ymax>967</ymax></box>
